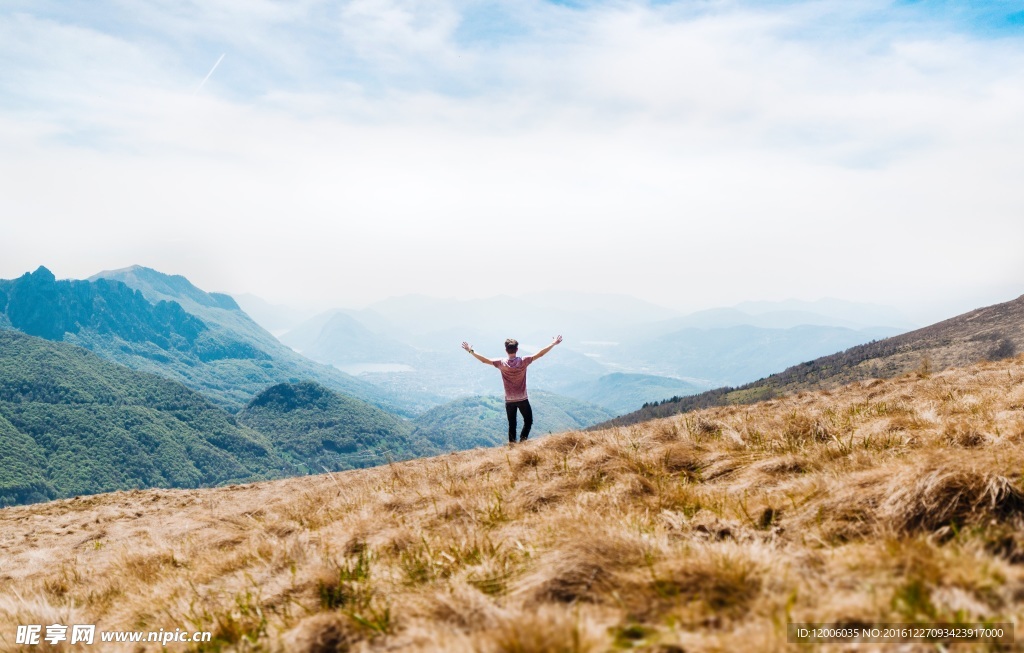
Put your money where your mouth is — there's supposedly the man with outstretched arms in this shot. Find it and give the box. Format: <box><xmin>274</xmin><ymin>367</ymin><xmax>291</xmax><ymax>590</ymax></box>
<box><xmin>461</xmin><ymin>335</ymin><xmax>563</xmax><ymax>445</ymax></box>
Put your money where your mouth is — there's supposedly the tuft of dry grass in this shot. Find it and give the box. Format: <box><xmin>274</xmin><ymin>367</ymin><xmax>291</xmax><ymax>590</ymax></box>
<box><xmin>879</xmin><ymin>464</ymin><xmax>1024</xmax><ymax>535</ymax></box>
<box><xmin>3</xmin><ymin>356</ymin><xmax>1024</xmax><ymax>650</ymax></box>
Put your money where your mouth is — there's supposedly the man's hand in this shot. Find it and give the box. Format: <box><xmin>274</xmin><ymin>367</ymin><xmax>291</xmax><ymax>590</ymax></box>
<box><xmin>463</xmin><ymin>342</ymin><xmax>492</xmax><ymax>365</ymax></box>
<box><xmin>552</xmin><ymin>335</ymin><xmax>563</xmax><ymax>346</ymax></box>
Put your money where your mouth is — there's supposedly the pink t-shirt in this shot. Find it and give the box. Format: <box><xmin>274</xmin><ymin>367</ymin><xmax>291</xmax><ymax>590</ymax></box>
<box><xmin>493</xmin><ymin>356</ymin><xmax>534</xmax><ymax>402</ymax></box>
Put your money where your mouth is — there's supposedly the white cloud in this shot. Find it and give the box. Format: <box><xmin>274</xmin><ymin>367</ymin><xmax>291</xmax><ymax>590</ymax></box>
<box><xmin>0</xmin><ymin>0</ymin><xmax>1022</xmax><ymax>318</ymax></box>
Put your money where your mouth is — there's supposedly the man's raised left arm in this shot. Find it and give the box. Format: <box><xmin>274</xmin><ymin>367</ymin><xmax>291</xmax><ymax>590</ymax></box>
<box><xmin>530</xmin><ymin>335</ymin><xmax>563</xmax><ymax>361</ymax></box>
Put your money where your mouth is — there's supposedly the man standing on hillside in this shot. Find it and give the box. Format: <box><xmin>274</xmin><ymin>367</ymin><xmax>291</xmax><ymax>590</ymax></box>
<box><xmin>461</xmin><ymin>335</ymin><xmax>563</xmax><ymax>445</ymax></box>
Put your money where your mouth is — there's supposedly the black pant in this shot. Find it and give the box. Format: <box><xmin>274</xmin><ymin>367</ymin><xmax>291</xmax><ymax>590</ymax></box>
<box><xmin>505</xmin><ymin>399</ymin><xmax>533</xmax><ymax>443</ymax></box>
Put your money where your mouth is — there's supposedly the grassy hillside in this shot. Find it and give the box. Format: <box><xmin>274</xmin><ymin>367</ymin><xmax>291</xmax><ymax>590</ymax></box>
<box><xmin>410</xmin><ymin>391</ymin><xmax>614</xmax><ymax>450</ymax></box>
<box><xmin>0</xmin><ymin>331</ymin><xmax>293</xmax><ymax>506</ymax></box>
<box><xmin>238</xmin><ymin>382</ymin><xmax>439</xmax><ymax>472</ymax></box>
<box><xmin>605</xmin><ymin>292</ymin><xmax>1024</xmax><ymax>428</ymax></box>
<box><xmin>5</xmin><ymin>356</ymin><xmax>1023</xmax><ymax>650</ymax></box>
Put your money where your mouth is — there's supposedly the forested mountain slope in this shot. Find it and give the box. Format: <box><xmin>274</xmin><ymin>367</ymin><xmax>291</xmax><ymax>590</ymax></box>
<box><xmin>0</xmin><ymin>330</ymin><xmax>292</xmax><ymax>506</ymax></box>
<box><xmin>90</xmin><ymin>265</ymin><xmax>424</xmax><ymax>414</ymax></box>
<box><xmin>0</xmin><ymin>266</ymin><xmax>416</xmax><ymax>414</ymax></box>
<box><xmin>238</xmin><ymin>382</ymin><xmax>439</xmax><ymax>472</ymax></box>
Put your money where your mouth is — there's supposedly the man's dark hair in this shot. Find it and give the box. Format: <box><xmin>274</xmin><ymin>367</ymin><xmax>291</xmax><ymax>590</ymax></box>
<box><xmin>505</xmin><ymin>338</ymin><xmax>519</xmax><ymax>354</ymax></box>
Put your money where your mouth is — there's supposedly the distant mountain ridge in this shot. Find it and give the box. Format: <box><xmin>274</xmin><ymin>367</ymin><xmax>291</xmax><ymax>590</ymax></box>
<box><xmin>601</xmin><ymin>292</ymin><xmax>1024</xmax><ymax>428</ymax></box>
<box><xmin>289</xmin><ymin>312</ymin><xmax>419</xmax><ymax>366</ymax></box>
<box><xmin>734</xmin><ymin>298</ymin><xmax>917</xmax><ymax>329</ymax></box>
<box><xmin>612</xmin><ymin>324</ymin><xmax>901</xmax><ymax>387</ymax></box>
<box><xmin>232</xmin><ymin>293</ymin><xmax>318</xmax><ymax>336</ymax></box>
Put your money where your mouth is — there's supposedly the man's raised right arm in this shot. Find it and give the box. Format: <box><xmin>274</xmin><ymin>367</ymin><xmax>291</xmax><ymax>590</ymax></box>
<box><xmin>462</xmin><ymin>341</ymin><xmax>495</xmax><ymax>366</ymax></box>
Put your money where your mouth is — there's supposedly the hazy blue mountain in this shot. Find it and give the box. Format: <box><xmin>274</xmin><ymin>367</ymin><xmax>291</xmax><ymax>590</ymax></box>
<box><xmin>560</xmin><ymin>373</ymin><xmax>707</xmax><ymax>415</ymax></box>
<box><xmin>628</xmin><ymin>299</ymin><xmax>916</xmax><ymax>337</ymax></box>
<box><xmin>232</xmin><ymin>293</ymin><xmax>319</xmax><ymax>336</ymax></box>
<box><xmin>278</xmin><ymin>310</ymin><xmax>345</xmax><ymax>353</ymax></box>
<box><xmin>0</xmin><ymin>330</ymin><xmax>293</xmax><ymax>506</ymax></box>
<box><xmin>291</xmin><ymin>312</ymin><xmax>419</xmax><ymax>367</ymax></box>
<box><xmin>734</xmin><ymin>298</ymin><xmax>917</xmax><ymax>330</ymax></box>
<box><xmin>610</xmin><ymin>324</ymin><xmax>901</xmax><ymax>387</ymax></box>
<box><xmin>410</xmin><ymin>391</ymin><xmax>614</xmax><ymax>450</ymax></box>
<box><xmin>647</xmin><ymin>307</ymin><xmax>867</xmax><ymax>331</ymax></box>
<box><xmin>278</xmin><ymin>308</ymin><xmax>409</xmax><ymax>351</ymax></box>
<box><xmin>237</xmin><ymin>382</ymin><xmax>438</xmax><ymax>473</ymax></box>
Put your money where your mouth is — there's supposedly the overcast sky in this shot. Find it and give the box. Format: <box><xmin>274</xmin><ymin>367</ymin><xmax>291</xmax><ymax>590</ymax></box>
<box><xmin>2</xmin><ymin>0</ymin><xmax>1022</xmax><ymax>321</ymax></box>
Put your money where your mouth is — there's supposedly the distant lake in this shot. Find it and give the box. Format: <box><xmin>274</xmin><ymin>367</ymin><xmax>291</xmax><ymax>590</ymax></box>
<box><xmin>339</xmin><ymin>363</ymin><xmax>416</xmax><ymax>375</ymax></box>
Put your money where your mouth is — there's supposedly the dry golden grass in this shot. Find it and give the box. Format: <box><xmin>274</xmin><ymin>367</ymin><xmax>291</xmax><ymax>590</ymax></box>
<box><xmin>4</xmin><ymin>357</ymin><xmax>1024</xmax><ymax>651</ymax></box>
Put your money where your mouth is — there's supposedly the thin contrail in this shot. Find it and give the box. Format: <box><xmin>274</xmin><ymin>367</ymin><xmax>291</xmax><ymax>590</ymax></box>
<box><xmin>193</xmin><ymin>53</ymin><xmax>225</xmax><ymax>95</ymax></box>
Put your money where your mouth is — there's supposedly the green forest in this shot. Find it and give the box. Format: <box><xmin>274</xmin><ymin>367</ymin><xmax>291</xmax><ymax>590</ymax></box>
<box><xmin>0</xmin><ymin>330</ymin><xmax>291</xmax><ymax>506</ymax></box>
<box><xmin>238</xmin><ymin>381</ymin><xmax>439</xmax><ymax>473</ymax></box>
